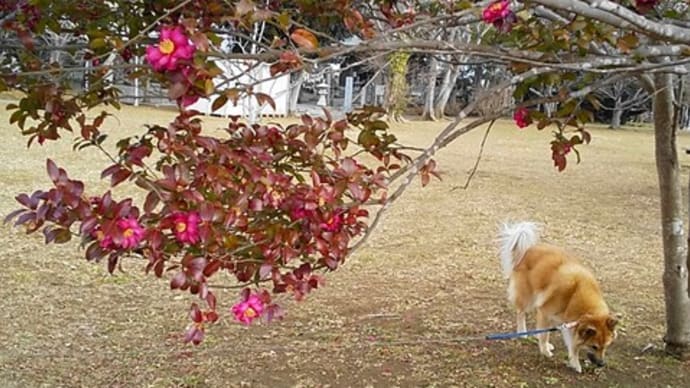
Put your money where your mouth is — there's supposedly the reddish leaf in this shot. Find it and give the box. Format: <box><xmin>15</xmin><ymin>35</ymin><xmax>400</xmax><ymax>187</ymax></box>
<box><xmin>3</xmin><ymin>209</ymin><xmax>25</xmax><ymax>225</ymax></box>
<box><xmin>47</xmin><ymin>159</ymin><xmax>59</xmax><ymax>182</ymax></box>
<box><xmin>110</xmin><ymin>169</ymin><xmax>132</xmax><ymax>187</ymax></box>
<box><xmin>235</xmin><ymin>0</ymin><xmax>254</xmax><ymax>16</ymax></box>
<box><xmin>168</xmin><ymin>82</ymin><xmax>187</xmax><ymax>100</ymax></box>
<box><xmin>143</xmin><ymin>191</ymin><xmax>159</xmax><ymax>214</ymax></box>
<box><xmin>190</xmin><ymin>31</ymin><xmax>210</xmax><ymax>52</ymax></box>
<box><xmin>205</xmin><ymin>310</ymin><xmax>219</xmax><ymax>323</ymax></box>
<box><xmin>107</xmin><ymin>253</ymin><xmax>119</xmax><ymax>274</ymax></box>
<box><xmin>344</xmin><ymin>10</ymin><xmax>364</xmax><ymax>31</ymax></box>
<box><xmin>254</xmin><ymin>93</ymin><xmax>276</xmax><ymax>111</ymax></box>
<box><xmin>206</xmin><ymin>292</ymin><xmax>217</xmax><ymax>310</ymax></box>
<box><xmin>171</xmin><ymin>272</ymin><xmax>187</xmax><ymax>290</ymax></box>
<box><xmin>211</xmin><ymin>94</ymin><xmax>228</xmax><ymax>112</ymax></box>
<box><xmin>259</xmin><ymin>263</ymin><xmax>273</xmax><ymax>280</ymax></box>
<box><xmin>203</xmin><ymin>260</ymin><xmax>222</xmax><ymax>277</ymax></box>
<box><xmin>184</xmin><ymin>325</ymin><xmax>204</xmax><ymax>345</ymax></box>
<box><xmin>421</xmin><ymin>171</ymin><xmax>430</xmax><ymax>187</ymax></box>
<box><xmin>189</xmin><ymin>303</ymin><xmax>203</xmax><ymax>323</ymax></box>
<box><xmin>15</xmin><ymin>193</ymin><xmax>34</xmax><ymax>209</ymax></box>
<box><xmin>290</xmin><ymin>28</ymin><xmax>318</xmax><ymax>50</ymax></box>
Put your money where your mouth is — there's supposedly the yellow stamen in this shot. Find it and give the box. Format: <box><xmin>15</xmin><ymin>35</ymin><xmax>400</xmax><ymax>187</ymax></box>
<box><xmin>176</xmin><ymin>222</ymin><xmax>187</xmax><ymax>233</ymax></box>
<box><xmin>490</xmin><ymin>3</ymin><xmax>503</xmax><ymax>11</ymax></box>
<box><xmin>244</xmin><ymin>307</ymin><xmax>257</xmax><ymax>318</ymax></box>
<box><xmin>159</xmin><ymin>39</ymin><xmax>175</xmax><ymax>55</ymax></box>
<box><xmin>123</xmin><ymin>228</ymin><xmax>134</xmax><ymax>238</ymax></box>
<box><xmin>95</xmin><ymin>230</ymin><xmax>105</xmax><ymax>241</ymax></box>
<box><xmin>271</xmin><ymin>191</ymin><xmax>283</xmax><ymax>201</ymax></box>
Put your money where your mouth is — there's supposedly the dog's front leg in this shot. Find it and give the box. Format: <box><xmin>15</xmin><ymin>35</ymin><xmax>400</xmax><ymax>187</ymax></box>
<box><xmin>516</xmin><ymin>310</ymin><xmax>527</xmax><ymax>333</ymax></box>
<box><xmin>561</xmin><ymin>327</ymin><xmax>582</xmax><ymax>373</ymax></box>
<box><xmin>536</xmin><ymin>310</ymin><xmax>554</xmax><ymax>357</ymax></box>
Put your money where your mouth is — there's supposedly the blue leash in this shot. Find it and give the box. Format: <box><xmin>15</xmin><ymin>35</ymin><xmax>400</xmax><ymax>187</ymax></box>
<box><xmin>485</xmin><ymin>326</ymin><xmax>559</xmax><ymax>340</ymax></box>
<box><xmin>484</xmin><ymin>322</ymin><xmax>577</xmax><ymax>341</ymax></box>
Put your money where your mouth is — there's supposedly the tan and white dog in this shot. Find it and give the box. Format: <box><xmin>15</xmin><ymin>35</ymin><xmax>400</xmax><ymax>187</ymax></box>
<box><xmin>497</xmin><ymin>221</ymin><xmax>618</xmax><ymax>373</ymax></box>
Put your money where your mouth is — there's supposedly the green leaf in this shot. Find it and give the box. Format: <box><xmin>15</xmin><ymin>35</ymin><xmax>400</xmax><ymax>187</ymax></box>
<box><xmin>90</xmin><ymin>38</ymin><xmax>107</xmax><ymax>50</ymax></box>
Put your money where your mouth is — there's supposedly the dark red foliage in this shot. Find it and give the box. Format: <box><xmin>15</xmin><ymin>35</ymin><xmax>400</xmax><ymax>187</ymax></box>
<box><xmin>6</xmin><ymin>104</ymin><xmax>409</xmax><ymax>343</ymax></box>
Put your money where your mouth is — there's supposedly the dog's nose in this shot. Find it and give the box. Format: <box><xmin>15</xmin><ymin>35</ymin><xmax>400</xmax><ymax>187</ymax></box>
<box><xmin>587</xmin><ymin>352</ymin><xmax>606</xmax><ymax>367</ymax></box>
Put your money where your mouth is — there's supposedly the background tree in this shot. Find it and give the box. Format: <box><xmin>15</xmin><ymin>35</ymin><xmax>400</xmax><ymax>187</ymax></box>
<box><xmin>595</xmin><ymin>79</ymin><xmax>650</xmax><ymax>129</ymax></box>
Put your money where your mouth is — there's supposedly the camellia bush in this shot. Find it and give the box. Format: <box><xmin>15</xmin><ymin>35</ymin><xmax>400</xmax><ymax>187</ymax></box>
<box><xmin>0</xmin><ymin>0</ymin><xmax>427</xmax><ymax>344</ymax></box>
<box><xmin>3</xmin><ymin>0</ymin><xmax>690</xmax><ymax>352</ymax></box>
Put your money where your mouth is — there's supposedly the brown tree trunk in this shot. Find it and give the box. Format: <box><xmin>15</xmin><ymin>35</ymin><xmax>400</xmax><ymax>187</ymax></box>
<box><xmin>653</xmin><ymin>72</ymin><xmax>690</xmax><ymax>359</ymax></box>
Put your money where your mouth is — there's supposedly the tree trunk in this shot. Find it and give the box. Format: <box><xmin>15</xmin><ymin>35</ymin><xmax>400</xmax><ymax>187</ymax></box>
<box><xmin>610</xmin><ymin>98</ymin><xmax>623</xmax><ymax>129</ymax></box>
<box><xmin>434</xmin><ymin>64</ymin><xmax>460</xmax><ymax>118</ymax></box>
<box><xmin>544</xmin><ymin>85</ymin><xmax>556</xmax><ymax>118</ymax></box>
<box><xmin>681</xmin><ymin>106</ymin><xmax>690</xmax><ymax>130</ymax></box>
<box><xmin>288</xmin><ymin>71</ymin><xmax>305</xmax><ymax>116</ymax></box>
<box><xmin>421</xmin><ymin>56</ymin><xmax>438</xmax><ymax>121</ymax></box>
<box><xmin>654</xmin><ymin>72</ymin><xmax>690</xmax><ymax>359</ymax></box>
<box><xmin>386</xmin><ymin>51</ymin><xmax>410</xmax><ymax>122</ymax></box>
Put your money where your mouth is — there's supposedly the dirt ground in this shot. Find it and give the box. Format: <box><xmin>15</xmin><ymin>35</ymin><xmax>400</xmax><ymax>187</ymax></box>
<box><xmin>1</xmin><ymin>102</ymin><xmax>689</xmax><ymax>387</ymax></box>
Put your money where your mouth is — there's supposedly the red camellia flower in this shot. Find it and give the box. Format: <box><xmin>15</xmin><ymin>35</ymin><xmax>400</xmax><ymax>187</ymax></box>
<box><xmin>145</xmin><ymin>25</ymin><xmax>196</xmax><ymax>72</ymax></box>
<box><xmin>320</xmin><ymin>212</ymin><xmax>344</xmax><ymax>233</ymax></box>
<box><xmin>231</xmin><ymin>294</ymin><xmax>264</xmax><ymax>325</ymax></box>
<box><xmin>291</xmin><ymin>206</ymin><xmax>313</xmax><ymax>221</ymax></box>
<box><xmin>513</xmin><ymin>107</ymin><xmax>531</xmax><ymax>129</ymax></box>
<box><xmin>171</xmin><ymin>211</ymin><xmax>201</xmax><ymax>244</ymax></box>
<box><xmin>114</xmin><ymin>217</ymin><xmax>145</xmax><ymax>249</ymax></box>
<box><xmin>482</xmin><ymin>0</ymin><xmax>517</xmax><ymax>32</ymax></box>
<box><xmin>93</xmin><ymin>218</ymin><xmax>144</xmax><ymax>250</ymax></box>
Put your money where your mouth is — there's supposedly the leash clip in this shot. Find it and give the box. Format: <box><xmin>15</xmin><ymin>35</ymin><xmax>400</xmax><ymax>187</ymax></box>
<box><xmin>558</xmin><ymin>321</ymin><xmax>578</xmax><ymax>330</ymax></box>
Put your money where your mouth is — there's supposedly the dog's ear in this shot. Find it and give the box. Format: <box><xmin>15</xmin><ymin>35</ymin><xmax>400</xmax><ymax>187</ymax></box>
<box><xmin>578</xmin><ymin>325</ymin><xmax>597</xmax><ymax>339</ymax></box>
<box><xmin>606</xmin><ymin>317</ymin><xmax>619</xmax><ymax>331</ymax></box>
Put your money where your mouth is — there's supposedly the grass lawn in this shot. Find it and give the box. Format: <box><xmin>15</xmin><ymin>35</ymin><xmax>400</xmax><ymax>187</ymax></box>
<box><xmin>1</xmin><ymin>102</ymin><xmax>688</xmax><ymax>387</ymax></box>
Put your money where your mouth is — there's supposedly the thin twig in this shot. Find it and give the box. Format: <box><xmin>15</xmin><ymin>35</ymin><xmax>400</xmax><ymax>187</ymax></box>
<box><xmin>452</xmin><ymin>119</ymin><xmax>494</xmax><ymax>191</ymax></box>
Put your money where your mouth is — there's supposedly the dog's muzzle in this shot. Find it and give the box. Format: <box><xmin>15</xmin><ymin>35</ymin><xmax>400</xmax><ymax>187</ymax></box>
<box><xmin>587</xmin><ymin>352</ymin><xmax>606</xmax><ymax>367</ymax></box>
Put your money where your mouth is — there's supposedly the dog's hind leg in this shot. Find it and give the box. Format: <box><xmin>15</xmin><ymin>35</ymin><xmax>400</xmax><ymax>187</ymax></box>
<box><xmin>508</xmin><ymin>277</ymin><xmax>528</xmax><ymax>333</ymax></box>
<box><xmin>536</xmin><ymin>310</ymin><xmax>554</xmax><ymax>357</ymax></box>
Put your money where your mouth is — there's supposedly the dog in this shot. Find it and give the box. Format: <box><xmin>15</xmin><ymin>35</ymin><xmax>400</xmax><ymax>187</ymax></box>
<box><xmin>497</xmin><ymin>221</ymin><xmax>618</xmax><ymax>373</ymax></box>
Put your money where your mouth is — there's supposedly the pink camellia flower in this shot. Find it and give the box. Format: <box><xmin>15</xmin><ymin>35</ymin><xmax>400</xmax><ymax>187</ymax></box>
<box><xmin>92</xmin><ymin>227</ymin><xmax>114</xmax><ymax>249</ymax></box>
<box><xmin>171</xmin><ymin>211</ymin><xmax>201</xmax><ymax>244</ymax></box>
<box><xmin>320</xmin><ymin>212</ymin><xmax>344</xmax><ymax>233</ymax></box>
<box><xmin>145</xmin><ymin>25</ymin><xmax>196</xmax><ymax>72</ymax></box>
<box><xmin>231</xmin><ymin>294</ymin><xmax>264</xmax><ymax>325</ymax></box>
<box><xmin>513</xmin><ymin>107</ymin><xmax>531</xmax><ymax>129</ymax></box>
<box><xmin>482</xmin><ymin>0</ymin><xmax>516</xmax><ymax>32</ymax></box>
<box><xmin>115</xmin><ymin>217</ymin><xmax>145</xmax><ymax>249</ymax></box>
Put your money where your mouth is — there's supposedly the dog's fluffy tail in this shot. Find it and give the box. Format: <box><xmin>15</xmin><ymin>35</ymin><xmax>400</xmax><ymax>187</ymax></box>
<box><xmin>497</xmin><ymin>221</ymin><xmax>540</xmax><ymax>278</ymax></box>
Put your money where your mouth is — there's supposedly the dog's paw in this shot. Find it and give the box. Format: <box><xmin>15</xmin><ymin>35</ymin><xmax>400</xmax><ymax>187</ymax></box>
<box><xmin>568</xmin><ymin>361</ymin><xmax>583</xmax><ymax>374</ymax></box>
<box><xmin>540</xmin><ymin>347</ymin><xmax>554</xmax><ymax>358</ymax></box>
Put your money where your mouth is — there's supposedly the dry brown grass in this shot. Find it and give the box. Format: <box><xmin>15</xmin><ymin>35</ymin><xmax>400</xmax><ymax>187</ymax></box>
<box><xmin>1</xmin><ymin>102</ymin><xmax>689</xmax><ymax>387</ymax></box>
